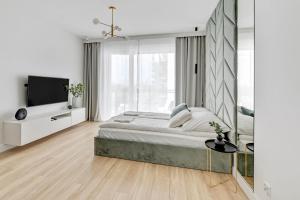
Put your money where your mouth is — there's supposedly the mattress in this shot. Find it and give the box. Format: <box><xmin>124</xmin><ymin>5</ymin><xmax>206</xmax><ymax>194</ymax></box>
<box><xmin>98</xmin><ymin>128</ymin><xmax>216</xmax><ymax>149</ymax></box>
<box><xmin>237</xmin><ymin>113</ymin><xmax>254</xmax><ymax>136</ymax></box>
<box><xmin>98</xmin><ymin>111</ymin><xmax>220</xmax><ymax>149</ymax></box>
<box><xmin>239</xmin><ymin>134</ymin><xmax>253</xmax><ymax>141</ymax></box>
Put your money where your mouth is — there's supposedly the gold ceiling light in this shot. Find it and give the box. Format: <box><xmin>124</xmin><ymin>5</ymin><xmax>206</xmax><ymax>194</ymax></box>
<box><xmin>93</xmin><ymin>6</ymin><xmax>125</xmax><ymax>39</ymax></box>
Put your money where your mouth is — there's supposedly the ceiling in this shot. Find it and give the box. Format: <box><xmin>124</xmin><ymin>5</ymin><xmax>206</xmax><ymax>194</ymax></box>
<box><xmin>18</xmin><ymin>0</ymin><xmax>219</xmax><ymax>39</ymax></box>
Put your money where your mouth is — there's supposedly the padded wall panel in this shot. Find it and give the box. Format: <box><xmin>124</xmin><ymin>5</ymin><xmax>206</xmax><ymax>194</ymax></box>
<box><xmin>206</xmin><ymin>10</ymin><xmax>216</xmax><ymax>113</ymax></box>
<box><xmin>205</xmin><ymin>0</ymin><xmax>237</xmax><ymax>130</ymax></box>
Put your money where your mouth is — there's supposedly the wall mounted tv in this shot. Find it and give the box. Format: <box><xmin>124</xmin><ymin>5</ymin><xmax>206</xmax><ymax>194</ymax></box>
<box><xmin>27</xmin><ymin>76</ymin><xmax>69</xmax><ymax>107</ymax></box>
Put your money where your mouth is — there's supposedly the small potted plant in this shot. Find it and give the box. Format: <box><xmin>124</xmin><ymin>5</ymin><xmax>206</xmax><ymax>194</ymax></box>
<box><xmin>209</xmin><ymin>121</ymin><xmax>226</xmax><ymax>149</ymax></box>
<box><xmin>66</xmin><ymin>83</ymin><xmax>85</xmax><ymax>108</ymax></box>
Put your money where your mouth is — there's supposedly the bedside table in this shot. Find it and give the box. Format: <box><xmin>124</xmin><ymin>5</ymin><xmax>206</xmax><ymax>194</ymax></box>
<box><xmin>205</xmin><ymin>139</ymin><xmax>238</xmax><ymax>192</ymax></box>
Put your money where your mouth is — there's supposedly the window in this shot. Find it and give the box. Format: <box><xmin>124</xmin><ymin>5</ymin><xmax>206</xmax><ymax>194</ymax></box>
<box><xmin>238</xmin><ymin>32</ymin><xmax>254</xmax><ymax>110</ymax></box>
<box><xmin>100</xmin><ymin>38</ymin><xmax>175</xmax><ymax>120</ymax></box>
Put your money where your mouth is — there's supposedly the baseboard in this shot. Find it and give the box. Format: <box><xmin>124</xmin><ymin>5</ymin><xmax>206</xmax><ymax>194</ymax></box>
<box><xmin>254</xmin><ymin>194</ymin><xmax>262</xmax><ymax>200</ymax></box>
<box><xmin>235</xmin><ymin>169</ymin><xmax>256</xmax><ymax>200</ymax></box>
<box><xmin>0</xmin><ymin>144</ymin><xmax>14</xmax><ymax>153</ymax></box>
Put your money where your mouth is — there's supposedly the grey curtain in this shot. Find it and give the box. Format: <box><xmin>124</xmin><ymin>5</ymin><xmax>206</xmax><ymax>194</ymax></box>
<box><xmin>175</xmin><ymin>36</ymin><xmax>206</xmax><ymax>107</ymax></box>
<box><xmin>83</xmin><ymin>42</ymin><xmax>101</xmax><ymax>121</ymax></box>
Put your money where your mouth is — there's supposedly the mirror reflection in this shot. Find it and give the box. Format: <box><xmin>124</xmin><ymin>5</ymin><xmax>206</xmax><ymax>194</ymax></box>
<box><xmin>237</xmin><ymin>0</ymin><xmax>255</xmax><ymax>189</ymax></box>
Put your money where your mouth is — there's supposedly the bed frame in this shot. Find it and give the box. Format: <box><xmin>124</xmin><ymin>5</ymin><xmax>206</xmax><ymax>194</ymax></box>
<box><xmin>237</xmin><ymin>152</ymin><xmax>254</xmax><ymax>176</ymax></box>
<box><xmin>94</xmin><ymin>137</ymin><xmax>232</xmax><ymax>173</ymax></box>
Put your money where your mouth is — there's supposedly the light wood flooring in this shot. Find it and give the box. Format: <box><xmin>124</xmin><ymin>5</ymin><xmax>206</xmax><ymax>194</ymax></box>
<box><xmin>0</xmin><ymin>122</ymin><xmax>248</xmax><ymax>200</ymax></box>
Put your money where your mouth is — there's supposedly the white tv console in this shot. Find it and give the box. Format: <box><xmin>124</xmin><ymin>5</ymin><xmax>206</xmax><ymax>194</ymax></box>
<box><xmin>3</xmin><ymin>107</ymin><xmax>86</xmax><ymax>146</ymax></box>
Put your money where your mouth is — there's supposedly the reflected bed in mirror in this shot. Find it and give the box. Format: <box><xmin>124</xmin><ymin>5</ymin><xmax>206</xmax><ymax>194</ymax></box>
<box><xmin>237</xmin><ymin>106</ymin><xmax>254</xmax><ymax>187</ymax></box>
<box><xmin>237</xmin><ymin>0</ymin><xmax>255</xmax><ymax>189</ymax></box>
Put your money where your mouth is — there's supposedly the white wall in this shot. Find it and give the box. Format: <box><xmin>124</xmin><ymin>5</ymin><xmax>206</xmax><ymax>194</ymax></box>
<box><xmin>0</xmin><ymin>1</ymin><xmax>83</xmax><ymax>149</ymax></box>
<box><xmin>255</xmin><ymin>0</ymin><xmax>300</xmax><ymax>199</ymax></box>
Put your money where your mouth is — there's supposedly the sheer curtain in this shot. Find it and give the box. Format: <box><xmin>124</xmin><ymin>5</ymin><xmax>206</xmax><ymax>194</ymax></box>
<box><xmin>138</xmin><ymin>38</ymin><xmax>175</xmax><ymax>113</ymax></box>
<box><xmin>238</xmin><ymin>31</ymin><xmax>254</xmax><ymax>110</ymax></box>
<box><xmin>99</xmin><ymin>38</ymin><xmax>175</xmax><ymax>120</ymax></box>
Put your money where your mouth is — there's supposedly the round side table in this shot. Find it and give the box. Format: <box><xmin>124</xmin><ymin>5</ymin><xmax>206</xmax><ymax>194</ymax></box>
<box><xmin>246</xmin><ymin>143</ymin><xmax>254</xmax><ymax>152</ymax></box>
<box><xmin>205</xmin><ymin>139</ymin><xmax>238</xmax><ymax>192</ymax></box>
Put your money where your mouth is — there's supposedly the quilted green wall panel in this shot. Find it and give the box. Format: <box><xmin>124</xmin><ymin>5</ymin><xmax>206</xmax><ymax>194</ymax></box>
<box><xmin>205</xmin><ymin>0</ymin><xmax>237</xmax><ymax>130</ymax></box>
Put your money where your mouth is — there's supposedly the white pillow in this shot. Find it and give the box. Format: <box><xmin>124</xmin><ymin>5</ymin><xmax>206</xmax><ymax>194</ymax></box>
<box><xmin>182</xmin><ymin>111</ymin><xmax>230</xmax><ymax>132</ymax></box>
<box><xmin>237</xmin><ymin>113</ymin><xmax>254</xmax><ymax>135</ymax></box>
<box><xmin>168</xmin><ymin>109</ymin><xmax>192</xmax><ymax>128</ymax></box>
<box><xmin>170</xmin><ymin>103</ymin><xmax>189</xmax><ymax>118</ymax></box>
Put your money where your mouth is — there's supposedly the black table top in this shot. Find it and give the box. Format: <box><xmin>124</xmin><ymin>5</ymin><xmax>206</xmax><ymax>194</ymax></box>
<box><xmin>246</xmin><ymin>143</ymin><xmax>254</xmax><ymax>152</ymax></box>
<box><xmin>205</xmin><ymin>139</ymin><xmax>238</xmax><ymax>153</ymax></box>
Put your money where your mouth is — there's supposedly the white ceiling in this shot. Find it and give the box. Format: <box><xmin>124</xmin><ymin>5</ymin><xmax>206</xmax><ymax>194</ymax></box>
<box><xmin>19</xmin><ymin>0</ymin><xmax>219</xmax><ymax>39</ymax></box>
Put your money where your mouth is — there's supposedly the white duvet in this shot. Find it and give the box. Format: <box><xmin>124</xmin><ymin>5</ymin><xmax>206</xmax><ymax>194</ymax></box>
<box><xmin>99</xmin><ymin>109</ymin><xmax>230</xmax><ymax>138</ymax></box>
<box><xmin>99</xmin><ymin>108</ymin><xmax>234</xmax><ymax>148</ymax></box>
<box><xmin>237</xmin><ymin>113</ymin><xmax>254</xmax><ymax>136</ymax></box>
<box><xmin>100</xmin><ymin>115</ymin><xmax>217</xmax><ymax>138</ymax></box>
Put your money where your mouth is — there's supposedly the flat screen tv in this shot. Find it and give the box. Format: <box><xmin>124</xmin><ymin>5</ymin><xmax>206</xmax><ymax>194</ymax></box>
<box><xmin>27</xmin><ymin>76</ymin><xmax>69</xmax><ymax>107</ymax></box>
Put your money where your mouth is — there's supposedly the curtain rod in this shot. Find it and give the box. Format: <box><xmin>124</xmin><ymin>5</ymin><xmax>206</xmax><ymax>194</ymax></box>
<box><xmin>83</xmin><ymin>31</ymin><xmax>206</xmax><ymax>43</ymax></box>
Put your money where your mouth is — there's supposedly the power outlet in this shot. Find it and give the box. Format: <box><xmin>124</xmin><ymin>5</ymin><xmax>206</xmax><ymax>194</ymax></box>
<box><xmin>264</xmin><ymin>181</ymin><xmax>272</xmax><ymax>198</ymax></box>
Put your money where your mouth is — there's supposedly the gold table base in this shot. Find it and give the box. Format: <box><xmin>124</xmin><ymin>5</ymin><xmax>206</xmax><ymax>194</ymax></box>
<box><xmin>206</xmin><ymin>148</ymin><xmax>237</xmax><ymax>192</ymax></box>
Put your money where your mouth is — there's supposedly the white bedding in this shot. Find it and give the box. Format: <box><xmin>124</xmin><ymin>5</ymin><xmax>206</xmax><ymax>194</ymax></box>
<box><xmin>123</xmin><ymin>111</ymin><xmax>170</xmax><ymax>120</ymax></box>
<box><xmin>98</xmin><ymin>108</ymin><xmax>229</xmax><ymax>149</ymax></box>
<box><xmin>99</xmin><ymin>128</ymin><xmax>216</xmax><ymax>149</ymax></box>
<box><xmin>237</xmin><ymin>113</ymin><xmax>254</xmax><ymax>136</ymax></box>
<box><xmin>182</xmin><ymin>111</ymin><xmax>230</xmax><ymax>132</ymax></box>
<box><xmin>238</xmin><ymin>136</ymin><xmax>254</xmax><ymax>153</ymax></box>
<box><xmin>100</xmin><ymin>116</ymin><xmax>217</xmax><ymax>138</ymax></box>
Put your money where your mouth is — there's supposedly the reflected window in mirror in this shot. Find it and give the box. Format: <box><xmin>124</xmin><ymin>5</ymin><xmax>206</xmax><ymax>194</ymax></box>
<box><xmin>238</xmin><ymin>31</ymin><xmax>254</xmax><ymax>111</ymax></box>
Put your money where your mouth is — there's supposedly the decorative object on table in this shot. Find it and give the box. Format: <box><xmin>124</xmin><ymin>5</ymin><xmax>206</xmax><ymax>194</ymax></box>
<box><xmin>15</xmin><ymin>108</ymin><xmax>27</xmax><ymax>120</ymax></box>
<box><xmin>92</xmin><ymin>6</ymin><xmax>126</xmax><ymax>39</ymax></box>
<box><xmin>67</xmin><ymin>105</ymin><xmax>73</xmax><ymax>110</ymax></box>
<box><xmin>223</xmin><ymin>131</ymin><xmax>230</xmax><ymax>141</ymax></box>
<box><xmin>66</xmin><ymin>83</ymin><xmax>85</xmax><ymax>108</ymax></box>
<box><xmin>205</xmin><ymin>139</ymin><xmax>237</xmax><ymax>153</ymax></box>
<box><xmin>209</xmin><ymin>121</ymin><xmax>226</xmax><ymax>149</ymax></box>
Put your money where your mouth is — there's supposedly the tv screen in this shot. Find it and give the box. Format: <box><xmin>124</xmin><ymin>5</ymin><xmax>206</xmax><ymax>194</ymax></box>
<box><xmin>27</xmin><ymin>76</ymin><xmax>69</xmax><ymax>107</ymax></box>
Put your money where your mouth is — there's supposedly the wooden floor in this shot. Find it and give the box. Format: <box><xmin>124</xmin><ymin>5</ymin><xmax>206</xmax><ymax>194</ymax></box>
<box><xmin>0</xmin><ymin>122</ymin><xmax>248</xmax><ymax>200</ymax></box>
<box><xmin>245</xmin><ymin>177</ymin><xmax>254</xmax><ymax>189</ymax></box>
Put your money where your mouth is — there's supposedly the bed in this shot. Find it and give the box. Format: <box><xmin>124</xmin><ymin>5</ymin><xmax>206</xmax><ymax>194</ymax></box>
<box><xmin>237</xmin><ymin>112</ymin><xmax>254</xmax><ymax>176</ymax></box>
<box><xmin>94</xmin><ymin>107</ymin><xmax>234</xmax><ymax>173</ymax></box>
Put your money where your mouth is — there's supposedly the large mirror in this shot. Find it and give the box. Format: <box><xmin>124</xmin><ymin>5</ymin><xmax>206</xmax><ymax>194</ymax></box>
<box><xmin>237</xmin><ymin>0</ymin><xmax>255</xmax><ymax>189</ymax></box>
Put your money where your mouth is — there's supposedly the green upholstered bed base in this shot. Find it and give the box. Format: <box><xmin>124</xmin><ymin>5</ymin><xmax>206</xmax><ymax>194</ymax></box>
<box><xmin>237</xmin><ymin>152</ymin><xmax>254</xmax><ymax>176</ymax></box>
<box><xmin>94</xmin><ymin>137</ymin><xmax>232</xmax><ymax>173</ymax></box>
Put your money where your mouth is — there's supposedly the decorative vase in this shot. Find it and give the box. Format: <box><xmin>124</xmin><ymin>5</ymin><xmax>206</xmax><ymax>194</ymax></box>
<box><xmin>72</xmin><ymin>96</ymin><xmax>82</xmax><ymax>108</ymax></box>
<box><xmin>214</xmin><ymin>134</ymin><xmax>225</xmax><ymax>149</ymax></box>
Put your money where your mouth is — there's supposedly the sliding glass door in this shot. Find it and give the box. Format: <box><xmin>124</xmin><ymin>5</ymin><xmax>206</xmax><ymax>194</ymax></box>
<box><xmin>100</xmin><ymin>38</ymin><xmax>175</xmax><ymax>120</ymax></box>
<box><xmin>137</xmin><ymin>38</ymin><xmax>175</xmax><ymax>113</ymax></box>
